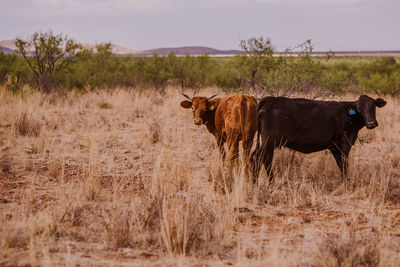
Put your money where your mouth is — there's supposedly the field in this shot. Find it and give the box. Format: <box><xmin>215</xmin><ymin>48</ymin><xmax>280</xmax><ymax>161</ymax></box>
<box><xmin>1</xmin><ymin>87</ymin><xmax>400</xmax><ymax>266</ymax></box>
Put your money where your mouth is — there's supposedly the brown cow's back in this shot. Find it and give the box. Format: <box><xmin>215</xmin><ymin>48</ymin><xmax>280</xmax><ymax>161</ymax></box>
<box><xmin>214</xmin><ymin>94</ymin><xmax>257</xmax><ymax>142</ymax></box>
<box><xmin>212</xmin><ymin>95</ymin><xmax>257</xmax><ymax>173</ymax></box>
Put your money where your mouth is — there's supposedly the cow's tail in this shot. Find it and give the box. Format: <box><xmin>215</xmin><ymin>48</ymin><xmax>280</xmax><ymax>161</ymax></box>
<box><xmin>239</xmin><ymin>96</ymin><xmax>246</xmax><ymax>144</ymax></box>
<box><xmin>253</xmin><ymin>97</ymin><xmax>266</xmax><ymax>156</ymax></box>
<box><xmin>255</xmin><ymin>120</ymin><xmax>261</xmax><ymax>153</ymax></box>
<box><xmin>251</xmin><ymin>113</ymin><xmax>261</xmax><ymax>159</ymax></box>
<box><xmin>250</xmin><ymin>102</ymin><xmax>262</xmax><ymax>181</ymax></box>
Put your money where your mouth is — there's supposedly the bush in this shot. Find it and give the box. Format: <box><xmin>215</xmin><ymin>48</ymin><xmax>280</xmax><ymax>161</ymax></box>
<box><xmin>0</xmin><ymin>52</ymin><xmax>31</xmax><ymax>93</ymax></box>
<box><xmin>214</xmin><ymin>55</ymin><xmax>249</xmax><ymax>92</ymax></box>
<box><xmin>14</xmin><ymin>112</ymin><xmax>41</xmax><ymax>137</ymax></box>
<box><xmin>358</xmin><ymin>72</ymin><xmax>400</xmax><ymax>96</ymax></box>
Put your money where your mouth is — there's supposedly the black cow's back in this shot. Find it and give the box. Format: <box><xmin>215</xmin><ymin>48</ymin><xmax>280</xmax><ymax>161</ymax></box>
<box><xmin>257</xmin><ymin>97</ymin><xmax>348</xmax><ymax>153</ymax></box>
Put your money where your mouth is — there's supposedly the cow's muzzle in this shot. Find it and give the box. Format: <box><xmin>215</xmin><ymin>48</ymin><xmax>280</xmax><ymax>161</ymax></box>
<box><xmin>366</xmin><ymin>120</ymin><xmax>378</xmax><ymax>129</ymax></box>
<box><xmin>194</xmin><ymin>118</ymin><xmax>202</xmax><ymax>125</ymax></box>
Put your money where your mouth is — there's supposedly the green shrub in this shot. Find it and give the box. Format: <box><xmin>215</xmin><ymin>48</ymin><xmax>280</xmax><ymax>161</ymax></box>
<box><xmin>2</xmin><ymin>31</ymin><xmax>400</xmax><ymax>96</ymax></box>
<box><xmin>214</xmin><ymin>55</ymin><xmax>249</xmax><ymax>92</ymax></box>
<box><xmin>358</xmin><ymin>72</ymin><xmax>400</xmax><ymax>96</ymax></box>
<box><xmin>0</xmin><ymin>52</ymin><xmax>31</xmax><ymax>93</ymax></box>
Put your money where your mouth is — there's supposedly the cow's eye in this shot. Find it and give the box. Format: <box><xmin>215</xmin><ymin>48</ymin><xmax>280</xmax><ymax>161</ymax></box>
<box><xmin>191</xmin><ymin>106</ymin><xmax>195</xmax><ymax>111</ymax></box>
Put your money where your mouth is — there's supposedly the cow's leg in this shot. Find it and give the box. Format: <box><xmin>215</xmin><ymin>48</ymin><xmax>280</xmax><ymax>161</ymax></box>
<box><xmin>242</xmin><ymin>137</ymin><xmax>253</xmax><ymax>180</ymax></box>
<box><xmin>221</xmin><ymin>137</ymin><xmax>239</xmax><ymax>192</ymax></box>
<box><xmin>250</xmin><ymin>149</ymin><xmax>261</xmax><ymax>184</ymax></box>
<box><xmin>260</xmin><ymin>141</ymin><xmax>275</xmax><ymax>183</ymax></box>
<box><xmin>214</xmin><ymin>136</ymin><xmax>227</xmax><ymax>193</ymax></box>
<box><xmin>249</xmin><ymin>148</ymin><xmax>258</xmax><ymax>182</ymax></box>
<box><xmin>225</xmin><ymin>131</ymin><xmax>240</xmax><ymax>173</ymax></box>
<box><xmin>217</xmin><ymin>136</ymin><xmax>226</xmax><ymax>161</ymax></box>
<box><xmin>250</xmin><ymin>137</ymin><xmax>266</xmax><ymax>184</ymax></box>
<box><xmin>330</xmin><ymin>147</ymin><xmax>350</xmax><ymax>178</ymax></box>
<box><xmin>228</xmin><ymin>140</ymin><xmax>240</xmax><ymax>172</ymax></box>
<box><xmin>253</xmin><ymin>140</ymin><xmax>275</xmax><ymax>183</ymax></box>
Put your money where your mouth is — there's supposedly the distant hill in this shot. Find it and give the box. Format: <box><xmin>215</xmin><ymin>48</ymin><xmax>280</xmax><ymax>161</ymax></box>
<box><xmin>0</xmin><ymin>46</ymin><xmax>14</xmax><ymax>54</ymax></box>
<box><xmin>142</xmin><ymin>46</ymin><xmax>243</xmax><ymax>56</ymax></box>
<box><xmin>80</xmin><ymin>43</ymin><xmax>140</xmax><ymax>55</ymax></box>
<box><xmin>1</xmin><ymin>39</ymin><xmax>399</xmax><ymax>57</ymax></box>
<box><xmin>0</xmin><ymin>40</ymin><xmax>19</xmax><ymax>51</ymax></box>
<box><xmin>0</xmin><ymin>40</ymin><xmax>19</xmax><ymax>54</ymax></box>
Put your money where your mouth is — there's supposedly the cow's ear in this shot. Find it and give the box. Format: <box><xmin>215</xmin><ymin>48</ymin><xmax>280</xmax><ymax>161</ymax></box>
<box><xmin>375</xmin><ymin>98</ymin><xmax>386</xmax><ymax>108</ymax></box>
<box><xmin>181</xmin><ymin>100</ymin><xmax>192</xmax><ymax>109</ymax></box>
<box><xmin>208</xmin><ymin>99</ymin><xmax>219</xmax><ymax>111</ymax></box>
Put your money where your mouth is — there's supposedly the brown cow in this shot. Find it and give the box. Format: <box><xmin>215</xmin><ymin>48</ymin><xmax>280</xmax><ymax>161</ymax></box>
<box><xmin>180</xmin><ymin>94</ymin><xmax>257</xmax><ymax>171</ymax></box>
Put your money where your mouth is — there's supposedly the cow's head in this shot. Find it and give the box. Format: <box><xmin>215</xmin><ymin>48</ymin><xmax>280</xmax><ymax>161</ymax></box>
<box><xmin>180</xmin><ymin>93</ymin><xmax>218</xmax><ymax>126</ymax></box>
<box><xmin>355</xmin><ymin>95</ymin><xmax>386</xmax><ymax>129</ymax></box>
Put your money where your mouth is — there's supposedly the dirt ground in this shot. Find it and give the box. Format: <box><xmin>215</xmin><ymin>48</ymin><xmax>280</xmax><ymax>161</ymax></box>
<box><xmin>1</xmin><ymin>88</ymin><xmax>400</xmax><ymax>266</ymax></box>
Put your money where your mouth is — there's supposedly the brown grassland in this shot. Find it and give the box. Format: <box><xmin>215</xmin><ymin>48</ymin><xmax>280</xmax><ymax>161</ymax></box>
<box><xmin>0</xmin><ymin>87</ymin><xmax>400</xmax><ymax>266</ymax></box>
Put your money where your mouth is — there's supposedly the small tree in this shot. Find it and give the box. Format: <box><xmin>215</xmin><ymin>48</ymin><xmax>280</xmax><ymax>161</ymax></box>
<box><xmin>260</xmin><ymin>40</ymin><xmax>327</xmax><ymax>97</ymax></box>
<box><xmin>168</xmin><ymin>52</ymin><xmax>187</xmax><ymax>90</ymax></box>
<box><xmin>239</xmin><ymin>36</ymin><xmax>274</xmax><ymax>94</ymax></box>
<box><xmin>143</xmin><ymin>53</ymin><xmax>170</xmax><ymax>92</ymax></box>
<box><xmin>169</xmin><ymin>53</ymin><xmax>214</xmax><ymax>94</ymax></box>
<box><xmin>15</xmin><ymin>30</ymin><xmax>81</xmax><ymax>93</ymax></box>
<box><xmin>240</xmin><ymin>37</ymin><xmax>342</xmax><ymax>98</ymax></box>
<box><xmin>195</xmin><ymin>53</ymin><xmax>214</xmax><ymax>89</ymax></box>
<box><xmin>88</xmin><ymin>43</ymin><xmax>113</xmax><ymax>89</ymax></box>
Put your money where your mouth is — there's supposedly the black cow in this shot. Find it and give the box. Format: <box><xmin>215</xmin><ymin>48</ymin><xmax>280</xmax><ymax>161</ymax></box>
<box><xmin>251</xmin><ymin>95</ymin><xmax>386</xmax><ymax>180</ymax></box>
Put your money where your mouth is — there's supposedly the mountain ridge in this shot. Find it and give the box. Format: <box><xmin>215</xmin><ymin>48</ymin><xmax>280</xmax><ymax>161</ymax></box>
<box><xmin>142</xmin><ymin>46</ymin><xmax>242</xmax><ymax>55</ymax></box>
<box><xmin>2</xmin><ymin>39</ymin><xmax>400</xmax><ymax>56</ymax></box>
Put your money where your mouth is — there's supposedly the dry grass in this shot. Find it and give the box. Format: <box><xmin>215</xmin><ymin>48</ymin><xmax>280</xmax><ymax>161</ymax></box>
<box><xmin>0</xmin><ymin>87</ymin><xmax>400</xmax><ymax>266</ymax></box>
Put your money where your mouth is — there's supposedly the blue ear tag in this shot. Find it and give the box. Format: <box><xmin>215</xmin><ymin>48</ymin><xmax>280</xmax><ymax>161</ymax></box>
<box><xmin>349</xmin><ymin>109</ymin><xmax>356</xmax><ymax>115</ymax></box>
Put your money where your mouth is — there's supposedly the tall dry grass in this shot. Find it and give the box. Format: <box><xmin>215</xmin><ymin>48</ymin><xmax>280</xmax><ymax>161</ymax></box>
<box><xmin>0</xmin><ymin>87</ymin><xmax>399</xmax><ymax>266</ymax></box>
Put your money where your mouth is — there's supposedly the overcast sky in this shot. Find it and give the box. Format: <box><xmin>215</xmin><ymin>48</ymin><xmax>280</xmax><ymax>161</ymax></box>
<box><xmin>1</xmin><ymin>0</ymin><xmax>399</xmax><ymax>51</ymax></box>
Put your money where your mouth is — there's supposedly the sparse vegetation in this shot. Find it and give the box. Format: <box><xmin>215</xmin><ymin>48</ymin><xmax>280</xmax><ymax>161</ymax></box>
<box><xmin>0</xmin><ymin>87</ymin><xmax>399</xmax><ymax>266</ymax></box>
<box><xmin>1</xmin><ymin>31</ymin><xmax>400</xmax><ymax>97</ymax></box>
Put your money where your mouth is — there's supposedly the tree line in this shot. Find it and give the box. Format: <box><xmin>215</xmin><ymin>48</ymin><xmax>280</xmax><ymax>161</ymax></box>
<box><xmin>0</xmin><ymin>31</ymin><xmax>399</xmax><ymax>96</ymax></box>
